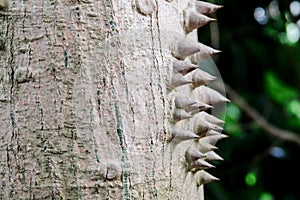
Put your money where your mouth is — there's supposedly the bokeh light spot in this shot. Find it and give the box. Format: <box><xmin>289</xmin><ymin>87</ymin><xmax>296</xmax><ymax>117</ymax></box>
<box><xmin>269</xmin><ymin>146</ymin><xmax>286</xmax><ymax>158</ymax></box>
<box><xmin>290</xmin><ymin>1</ymin><xmax>300</xmax><ymax>16</ymax></box>
<box><xmin>286</xmin><ymin>23</ymin><xmax>300</xmax><ymax>43</ymax></box>
<box><xmin>254</xmin><ymin>7</ymin><xmax>268</xmax><ymax>25</ymax></box>
<box><xmin>287</xmin><ymin>100</ymin><xmax>300</xmax><ymax>119</ymax></box>
<box><xmin>227</xmin><ymin>103</ymin><xmax>241</xmax><ymax>121</ymax></box>
<box><xmin>245</xmin><ymin>172</ymin><xmax>257</xmax><ymax>186</ymax></box>
<box><xmin>259</xmin><ymin>192</ymin><xmax>274</xmax><ymax>200</ymax></box>
<box><xmin>269</xmin><ymin>1</ymin><xmax>280</xmax><ymax>19</ymax></box>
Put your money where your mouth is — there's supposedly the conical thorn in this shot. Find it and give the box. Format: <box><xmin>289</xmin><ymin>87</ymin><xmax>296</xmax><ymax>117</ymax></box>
<box><xmin>175</xmin><ymin>96</ymin><xmax>198</xmax><ymax>110</ymax></box>
<box><xmin>198</xmin><ymin>141</ymin><xmax>218</xmax><ymax>153</ymax></box>
<box><xmin>171</xmin><ymin>72</ymin><xmax>192</xmax><ymax>88</ymax></box>
<box><xmin>173</xmin><ymin>60</ymin><xmax>198</xmax><ymax>75</ymax></box>
<box><xmin>192</xmin><ymin>69</ymin><xmax>217</xmax><ymax>88</ymax></box>
<box><xmin>185</xmin><ymin>147</ymin><xmax>206</xmax><ymax>163</ymax></box>
<box><xmin>195</xmin><ymin>1</ymin><xmax>223</xmax><ymax>15</ymax></box>
<box><xmin>184</xmin><ymin>9</ymin><xmax>216</xmax><ymax>33</ymax></box>
<box><xmin>197</xmin><ymin>170</ymin><xmax>219</xmax><ymax>186</ymax></box>
<box><xmin>197</xmin><ymin>86</ymin><xmax>230</xmax><ymax>105</ymax></box>
<box><xmin>199</xmin><ymin>112</ymin><xmax>225</xmax><ymax>125</ymax></box>
<box><xmin>173</xmin><ymin>109</ymin><xmax>192</xmax><ymax>122</ymax></box>
<box><xmin>205</xmin><ymin>151</ymin><xmax>224</xmax><ymax>161</ymax></box>
<box><xmin>171</xmin><ymin>39</ymin><xmax>202</xmax><ymax>60</ymax></box>
<box><xmin>201</xmin><ymin>134</ymin><xmax>228</xmax><ymax>145</ymax></box>
<box><xmin>190</xmin><ymin>159</ymin><xmax>215</xmax><ymax>171</ymax></box>
<box><xmin>171</xmin><ymin>128</ymin><xmax>199</xmax><ymax>143</ymax></box>
<box><xmin>187</xmin><ymin>102</ymin><xmax>213</xmax><ymax>114</ymax></box>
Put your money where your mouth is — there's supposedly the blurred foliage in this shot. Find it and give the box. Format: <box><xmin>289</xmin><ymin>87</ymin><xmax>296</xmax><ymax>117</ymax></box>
<box><xmin>197</xmin><ymin>0</ymin><xmax>300</xmax><ymax>199</ymax></box>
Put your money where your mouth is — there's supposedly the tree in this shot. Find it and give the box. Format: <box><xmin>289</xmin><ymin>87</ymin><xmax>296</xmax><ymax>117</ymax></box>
<box><xmin>0</xmin><ymin>0</ymin><xmax>227</xmax><ymax>199</ymax></box>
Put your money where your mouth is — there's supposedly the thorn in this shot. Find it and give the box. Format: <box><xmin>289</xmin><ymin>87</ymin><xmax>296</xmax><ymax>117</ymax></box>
<box><xmin>190</xmin><ymin>159</ymin><xmax>215</xmax><ymax>171</ymax></box>
<box><xmin>197</xmin><ymin>170</ymin><xmax>219</xmax><ymax>186</ymax></box>
<box><xmin>171</xmin><ymin>128</ymin><xmax>199</xmax><ymax>143</ymax></box>
<box><xmin>171</xmin><ymin>39</ymin><xmax>201</xmax><ymax>60</ymax></box>
<box><xmin>197</xmin><ymin>86</ymin><xmax>230</xmax><ymax>105</ymax></box>
<box><xmin>190</xmin><ymin>45</ymin><xmax>221</xmax><ymax>65</ymax></box>
<box><xmin>173</xmin><ymin>60</ymin><xmax>198</xmax><ymax>75</ymax></box>
<box><xmin>198</xmin><ymin>43</ymin><xmax>221</xmax><ymax>56</ymax></box>
<box><xmin>198</xmin><ymin>141</ymin><xmax>218</xmax><ymax>153</ymax></box>
<box><xmin>186</xmin><ymin>101</ymin><xmax>212</xmax><ymax>113</ymax></box>
<box><xmin>171</xmin><ymin>72</ymin><xmax>192</xmax><ymax>88</ymax></box>
<box><xmin>199</xmin><ymin>112</ymin><xmax>225</xmax><ymax>125</ymax></box>
<box><xmin>194</xmin><ymin>116</ymin><xmax>223</xmax><ymax>135</ymax></box>
<box><xmin>185</xmin><ymin>147</ymin><xmax>206</xmax><ymax>163</ymax></box>
<box><xmin>206</xmin><ymin>129</ymin><xmax>222</xmax><ymax>136</ymax></box>
<box><xmin>175</xmin><ymin>96</ymin><xmax>197</xmax><ymax>110</ymax></box>
<box><xmin>184</xmin><ymin>9</ymin><xmax>216</xmax><ymax>33</ymax></box>
<box><xmin>205</xmin><ymin>151</ymin><xmax>224</xmax><ymax>161</ymax></box>
<box><xmin>192</xmin><ymin>69</ymin><xmax>217</xmax><ymax>88</ymax></box>
<box><xmin>173</xmin><ymin>109</ymin><xmax>192</xmax><ymax>122</ymax></box>
<box><xmin>200</xmin><ymin>134</ymin><xmax>228</xmax><ymax>145</ymax></box>
<box><xmin>195</xmin><ymin>1</ymin><xmax>223</xmax><ymax>15</ymax></box>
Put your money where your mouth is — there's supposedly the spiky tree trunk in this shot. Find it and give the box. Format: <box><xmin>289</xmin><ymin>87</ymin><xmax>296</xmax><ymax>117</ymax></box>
<box><xmin>0</xmin><ymin>0</ymin><xmax>227</xmax><ymax>199</ymax></box>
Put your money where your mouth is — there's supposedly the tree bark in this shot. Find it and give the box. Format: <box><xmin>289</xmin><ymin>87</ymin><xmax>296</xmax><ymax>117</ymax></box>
<box><xmin>0</xmin><ymin>0</ymin><xmax>225</xmax><ymax>199</ymax></box>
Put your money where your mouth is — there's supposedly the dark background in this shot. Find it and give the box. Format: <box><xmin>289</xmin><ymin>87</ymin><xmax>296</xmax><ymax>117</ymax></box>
<box><xmin>197</xmin><ymin>0</ymin><xmax>300</xmax><ymax>199</ymax></box>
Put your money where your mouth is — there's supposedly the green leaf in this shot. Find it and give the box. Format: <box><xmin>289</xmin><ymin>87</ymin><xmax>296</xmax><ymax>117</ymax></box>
<box><xmin>287</xmin><ymin>100</ymin><xmax>300</xmax><ymax>118</ymax></box>
<box><xmin>264</xmin><ymin>71</ymin><xmax>297</xmax><ymax>104</ymax></box>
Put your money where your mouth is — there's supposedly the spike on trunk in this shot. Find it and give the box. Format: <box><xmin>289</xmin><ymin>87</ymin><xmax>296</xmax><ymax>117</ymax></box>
<box><xmin>185</xmin><ymin>147</ymin><xmax>206</xmax><ymax>163</ymax></box>
<box><xmin>184</xmin><ymin>9</ymin><xmax>216</xmax><ymax>33</ymax></box>
<box><xmin>205</xmin><ymin>151</ymin><xmax>224</xmax><ymax>161</ymax></box>
<box><xmin>192</xmin><ymin>69</ymin><xmax>217</xmax><ymax>88</ymax></box>
<box><xmin>196</xmin><ymin>171</ymin><xmax>219</xmax><ymax>186</ymax></box>
<box><xmin>195</xmin><ymin>0</ymin><xmax>223</xmax><ymax>15</ymax></box>
<box><xmin>171</xmin><ymin>72</ymin><xmax>192</xmax><ymax>88</ymax></box>
<box><xmin>171</xmin><ymin>39</ymin><xmax>202</xmax><ymax>60</ymax></box>
<box><xmin>173</xmin><ymin>60</ymin><xmax>198</xmax><ymax>75</ymax></box>
<box><xmin>170</xmin><ymin>128</ymin><xmax>199</xmax><ymax>144</ymax></box>
<box><xmin>173</xmin><ymin>109</ymin><xmax>193</xmax><ymax>122</ymax></box>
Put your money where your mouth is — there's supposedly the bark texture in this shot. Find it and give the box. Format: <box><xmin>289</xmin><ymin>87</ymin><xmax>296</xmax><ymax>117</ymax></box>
<box><xmin>0</xmin><ymin>0</ymin><xmax>225</xmax><ymax>199</ymax></box>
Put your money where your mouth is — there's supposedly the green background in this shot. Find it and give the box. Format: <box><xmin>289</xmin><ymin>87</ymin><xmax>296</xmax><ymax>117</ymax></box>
<box><xmin>198</xmin><ymin>1</ymin><xmax>300</xmax><ymax>199</ymax></box>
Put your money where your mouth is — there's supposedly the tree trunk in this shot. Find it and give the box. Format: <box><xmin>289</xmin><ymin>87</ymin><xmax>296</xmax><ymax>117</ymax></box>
<box><xmin>0</xmin><ymin>0</ymin><xmax>226</xmax><ymax>199</ymax></box>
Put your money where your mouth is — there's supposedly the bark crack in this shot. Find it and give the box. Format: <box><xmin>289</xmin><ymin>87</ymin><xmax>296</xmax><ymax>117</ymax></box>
<box><xmin>113</xmin><ymin>91</ymin><xmax>131</xmax><ymax>200</ymax></box>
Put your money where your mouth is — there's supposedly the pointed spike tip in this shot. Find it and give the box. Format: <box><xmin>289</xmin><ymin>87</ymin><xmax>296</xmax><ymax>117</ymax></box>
<box><xmin>171</xmin><ymin>73</ymin><xmax>192</xmax><ymax>88</ymax></box>
<box><xmin>173</xmin><ymin>60</ymin><xmax>198</xmax><ymax>75</ymax></box>
<box><xmin>192</xmin><ymin>69</ymin><xmax>217</xmax><ymax>89</ymax></box>
<box><xmin>198</xmin><ymin>141</ymin><xmax>218</xmax><ymax>153</ymax></box>
<box><xmin>205</xmin><ymin>151</ymin><xmax>224</xmax><ymax>161</ymax></box>
<box><xmin>197</xmin><ymin>86</ymin><xmax>230</xmax><ymax>105</ymax></box>
<box><xmin>195</xmin><ymin>1</ymin><xmax>223</xmax><ymax>15</ymax></box>
<box><xmin>201</xmin><ymin>134</ymin><xmax>228</xmax><ymax>145</ymax></box>
<box><xmin>184</xmin><ymin>9</ymin><xmax>216</xmax><ymax>33</ymax></box>
<box><xmin>174</xmin><ymin>96</ymin><xmax>197</xmax><ymax>110</ymax></box>
<box><xmin>185</xmin><ymin>100</ymin><xmax>212</xmax><ymax>113</ymax></box>
<box><xmin>185</xmin><ymin>147</ymin><xmax>206</xmax><ymax>163</ymax></box>
<box><xmin>171</xmin><ymin>39</ymin><xmax>201</xmax><ymax>60</ymax></box>
<box><xmin>190</xmin><ymin>159</ymin><xmax>215</xmax><ymax>171</ymax></box>
<box><xmin>197</xmin><ymin>171</ymin><xmax>219</xmax><ymax>185</ymax></box>
<box><xmin>173</xmin><ymin>109</ymin><xmax>192</xmax><ymax>122</ymax></box>
<box><xmin>200</xmin><ymin>112</ymin><xmax>225</xmax><ymax>125</ymax></box>
<box><xmin>171</xmin><ymin>128</ymin><xmax>199</xmax><ymax>143</ymax></box>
